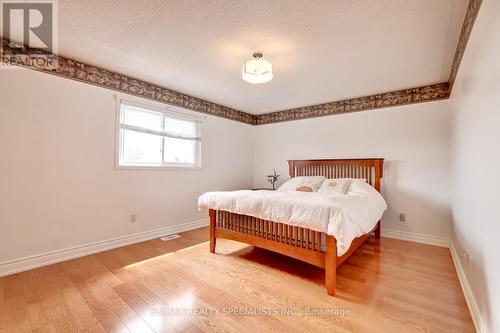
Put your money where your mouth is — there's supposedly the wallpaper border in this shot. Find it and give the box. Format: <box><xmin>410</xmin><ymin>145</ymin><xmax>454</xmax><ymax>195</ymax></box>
<box><xmin>0</xmin><ymin>39</ymin><xmax>257</xmax><ymax>125</ymax></box>
<box><xmin>0</xmin><ymin>0</ymin><xmax>483</xmax><ymax>125</ymax></box>
<box><xmin>255</xmin><ymin>83</ymin><xmax>450</xmax><ymax>125</ymax></box>
<box><xmin>448</xmin><ymin>0</ymin><xmax>483</xmax><ymax>92</ymax></box>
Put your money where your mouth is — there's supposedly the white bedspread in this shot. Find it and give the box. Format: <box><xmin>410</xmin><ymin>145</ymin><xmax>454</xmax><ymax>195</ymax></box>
<box><xmin>198</xmin><ymin>183</ymin><xmax>387</xmax><ymax>256</ymax></box>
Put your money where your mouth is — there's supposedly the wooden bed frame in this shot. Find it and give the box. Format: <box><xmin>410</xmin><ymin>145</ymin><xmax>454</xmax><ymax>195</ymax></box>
<box><xmin>208</xmin><ymin>158</ymin><xmax>384</xmax><ymax>296</ymax></box>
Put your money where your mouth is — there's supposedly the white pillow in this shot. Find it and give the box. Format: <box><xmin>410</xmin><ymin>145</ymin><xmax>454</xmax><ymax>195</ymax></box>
<box><xmin>347</xmin><ymin>178</ymin><xmax>368</xmax><ymax>191</ymax></box>
<box><xmin>348</xmin><ymin>179</ymin><xmax>369</xmax><ymax>190</ymax></box>
<box><xmin>317</xmin><ymin>178</ymin><xmax>352</xmax><ymax>194</ymax></box>
<box><xmin>277</xmin><ymin>176</ymin><xmax>326</xmax><ymax>192</ymax></box>
<box><xmin>348</xmin><ymin>180</ymin><xmax>388</xmax><ymax>213</ymax></box>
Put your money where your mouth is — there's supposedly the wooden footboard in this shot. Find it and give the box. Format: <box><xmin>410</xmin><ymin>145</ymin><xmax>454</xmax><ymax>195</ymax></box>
<box><xmin>211</xmin><ymin>210</ymin><xmax>328</xmax><ymax>267</ymax></box>
<box><xmin>209</xmin><ymin>209</ymin><xmax>380</xmax><ymax>296</ymax></box>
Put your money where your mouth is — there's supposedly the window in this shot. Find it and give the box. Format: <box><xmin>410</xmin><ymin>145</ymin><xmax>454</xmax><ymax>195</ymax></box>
<box><xmin>117</xmin><ymin>100</ymin><xmax>201</xmax><ymax>168</ymax></box>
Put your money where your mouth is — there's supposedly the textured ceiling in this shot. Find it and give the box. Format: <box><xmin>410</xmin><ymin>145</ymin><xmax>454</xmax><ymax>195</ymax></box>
<box><xmin>57</xmin><ymin>0</ymin><xmax>468</xmax><ymax>115</ymax></box>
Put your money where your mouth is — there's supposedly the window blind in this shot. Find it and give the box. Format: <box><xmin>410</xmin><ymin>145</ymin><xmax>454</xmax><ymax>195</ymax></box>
<box><xmin>120</xmin><ymin>103</ymin><xmax>201</xmax><ymax>141</ymax></box>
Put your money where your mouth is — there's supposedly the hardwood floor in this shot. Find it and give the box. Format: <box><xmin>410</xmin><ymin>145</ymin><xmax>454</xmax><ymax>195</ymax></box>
<box><xmin>0</xmin><ymin>227</ymin><xmax>474</xmax><ymax>332</ymax></box>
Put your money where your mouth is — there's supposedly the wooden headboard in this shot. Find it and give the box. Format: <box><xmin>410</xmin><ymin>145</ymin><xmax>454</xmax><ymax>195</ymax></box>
<box><xmin>288</xmin><ymin>158</ymin><xmax>384</xmax><ymax>192</ymax></box>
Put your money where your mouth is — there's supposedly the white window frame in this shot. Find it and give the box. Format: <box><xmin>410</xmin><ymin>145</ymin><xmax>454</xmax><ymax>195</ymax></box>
<box><xmin>115</xmin><ymin>97</ymin><xmax>202</xmax><ymax>170</ymax></box>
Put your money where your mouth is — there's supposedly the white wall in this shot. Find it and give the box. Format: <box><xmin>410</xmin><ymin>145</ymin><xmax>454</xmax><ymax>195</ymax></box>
<box><xmin>0</xmin><ymin>62</ymin><xmax>457</xmax><ymax>273</ymax></box>
<box><xmin>0</xmin><ymin>68</ymin><xmax>254</xmax><ymax>264</ymax></box>
<box><xmin>449</xmin><ymin>0</ymin><xmax>500</xmax><ymax>331</ymax></box>
<box><xmin>253</xmin><ymin>101</ymin><xmax>453</xmax><ymax>240</ymax></box>
<box><xmin>1</xmin><ymin>67</ymin><xmax>455</xmax><ymax>268</ymax></box>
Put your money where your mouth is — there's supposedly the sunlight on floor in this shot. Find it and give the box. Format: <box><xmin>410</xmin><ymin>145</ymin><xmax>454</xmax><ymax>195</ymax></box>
<box><xmin>124</xmin><ymin>241</ymin><xmax>209</xmax><ymax>269</ymax></box>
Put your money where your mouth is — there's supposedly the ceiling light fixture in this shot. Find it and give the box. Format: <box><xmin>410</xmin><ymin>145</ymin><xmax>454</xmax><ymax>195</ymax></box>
<box><xmin>242</xmin><ymin>52</ymin><xmax>273</xmax><ymax>84</ymax></box>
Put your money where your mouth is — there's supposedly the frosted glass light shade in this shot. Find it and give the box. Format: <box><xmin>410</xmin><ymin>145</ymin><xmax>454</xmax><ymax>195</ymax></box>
<box><xmin>242</xmin><ymin>54</ymin><xmax>273</xmax><ymax>84</ymax></box>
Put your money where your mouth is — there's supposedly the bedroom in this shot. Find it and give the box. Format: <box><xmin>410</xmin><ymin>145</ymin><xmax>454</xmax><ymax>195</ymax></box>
<box><xmin>0</xmin><ymin>0</ymin><xmax>498</xmax><ymax>332</ymax></box>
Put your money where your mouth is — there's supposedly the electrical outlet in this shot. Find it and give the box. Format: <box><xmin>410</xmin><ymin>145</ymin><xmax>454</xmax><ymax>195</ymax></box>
<box><xmin>130</xmin><ymin>214</ymin><xmax>137</xmax><ymax>223</ymax></box>
<box><xmin>399</xmin><ymin>213</ymin><xmax>407</xmax><ymax>222</ymax></box>
<box><xmin>463</xmin><ymin>250</ymin><xmax>471</xmax><ymax>268</ymax></box>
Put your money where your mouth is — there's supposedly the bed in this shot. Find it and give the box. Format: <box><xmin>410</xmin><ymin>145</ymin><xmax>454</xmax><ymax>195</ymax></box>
<box><xmin>198</xmin><ymin>158</ymin><xmax>385</xmax><ymax>296</ymax></box>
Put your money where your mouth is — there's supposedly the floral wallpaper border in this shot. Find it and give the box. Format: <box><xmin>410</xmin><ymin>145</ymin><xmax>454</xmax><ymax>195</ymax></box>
<box><xmin>0</xmin><ymin>1</ymin><xmax>482</xmax><ymax>125</ymax></box>
<box><xmin>448</xmin><ymin>0</ymin><xmax>483</xmax><ymax>92</ymax></box>
<box><xmin>255</xmin><ymin>83</ymin><xmax>450</xmax><ymax>125</ymax></box>
<box><xmin>1</xmin><ymin>39</ymin><xmax>257</xmax><ymax>125</ymax></box>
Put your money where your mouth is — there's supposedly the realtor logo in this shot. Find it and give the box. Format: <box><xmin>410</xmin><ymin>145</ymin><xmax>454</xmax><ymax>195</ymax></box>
<box><xmin>1</xmin><ymin>0</ymin><xmax>58</xmax><ymax>69</ymax></box>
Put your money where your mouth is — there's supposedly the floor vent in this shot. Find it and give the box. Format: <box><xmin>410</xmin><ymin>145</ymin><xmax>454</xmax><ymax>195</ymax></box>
<box><xmin>160</xmin><ymin>234</ymin><xmax>181</xmax><ymax>241</ymax></box>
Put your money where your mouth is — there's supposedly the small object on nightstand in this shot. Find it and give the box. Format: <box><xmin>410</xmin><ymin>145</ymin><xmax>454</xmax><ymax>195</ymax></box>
<box><xmin>265</xmin><ymin>169</ymin><xmax>280</xmax><ymax>190</ymax></box>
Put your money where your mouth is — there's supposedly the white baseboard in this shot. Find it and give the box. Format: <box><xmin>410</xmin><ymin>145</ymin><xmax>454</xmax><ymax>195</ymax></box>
<box><xmin>450</xmin><ymin>240</ymin><xmax>488</xmax><ymax>333</ymax></box>
<box><xmin>383</xmin><ymin>230</ymin><xmax>487</xmax><ymax>332</ymax></box>
<box><xmin>0</xmin><ymin>219</ymin><xmax>208</xmax><ymax>277</ymax></box>
<box><xmin>381</xmin><ymin>229</ymin><xmax>450</xmax><ymax>248</ymax></box>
